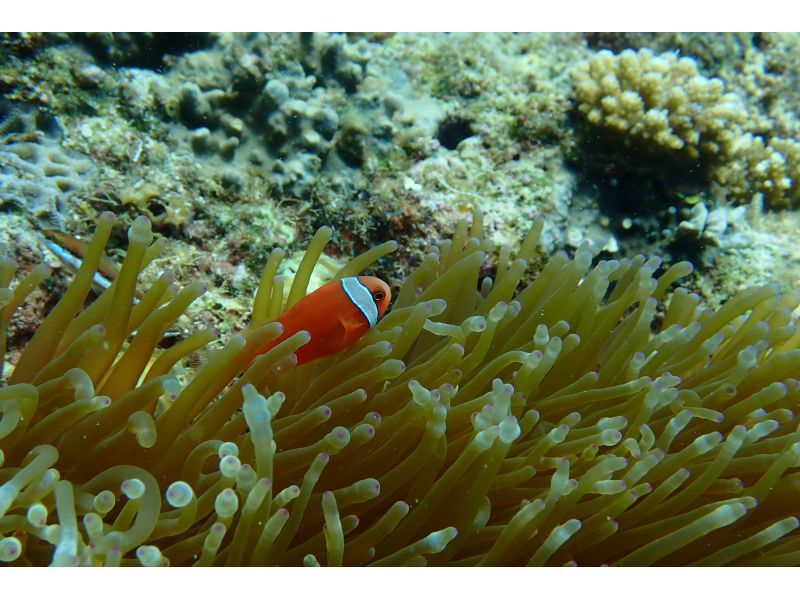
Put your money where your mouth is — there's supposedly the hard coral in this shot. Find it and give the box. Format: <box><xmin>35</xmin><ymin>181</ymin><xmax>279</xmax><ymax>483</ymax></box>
<box><xmin>156</xmin><ymin>33</ymin><xmax>391</xmax><ymax>201</ymax></box>
<box><xmin>572</xmin><ymin>48</ymin><xmax>747</xmax><ymax>161</ymax></box>
<box><xmin>0</xmin><ymin>102</ymin><xmax>95</xmax><ymax>228</ymax></box>
<box><xmin>716</xmin><ymin>133</ymin><xmax>800</xmax><ymax>210</ymax></box>
<box><xmin>1</xmin><ymin>212</ymin><xmax>800</xmax><ymax>566</ymax></box>
<box><xmin>572</xmin><ymin>48</ymin><xmax>800</xmax><ymax>209</ymax></box>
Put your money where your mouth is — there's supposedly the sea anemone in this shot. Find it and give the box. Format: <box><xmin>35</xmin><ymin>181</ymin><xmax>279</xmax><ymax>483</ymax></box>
<box><xmin>1</xmin><ymin>211</ymin><xmax>799</xmax><ymax>566</ymax></box>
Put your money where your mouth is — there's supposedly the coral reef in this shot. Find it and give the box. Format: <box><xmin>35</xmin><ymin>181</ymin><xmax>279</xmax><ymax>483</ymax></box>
<box><xmin>73</xmin><ymin>33</ymin><xmax>215</xmax><ymax>70</ymax></box>
<box><xmin>376</xmin><ymin>33</ymin><xmax>586</xmax><ymax>254</ymax></box>
<box><xmin>2</xmin><ymin>32</ymin><xmax>800</xmax><ymax>372</ymax></box>
<box><xmin>571</xmin><ymin>47</ymin><xmax>800</xmax><ymax>210</ymax></box>
<box><xmin>1</xmin><ymin>213</ymin><xmax>800</xmax><ymax>566</ymax></box>
<box><xmin>0</xmin><ymin>101</ymin><xmax>95</xmax><ymax>228</ymax></box>
<box><xmin>2</xmin><ymin>39</ymin><xmax>800</xmax><ymax>575</ymax></box>
<box><xmin>152</xmin><ymin>33</ymin><xmax>395</xmax><ymax>201</ymax></box>
<box><xmin>581</xmin><ymin>33</ymin><xmax>800</xmax><ymax>140</ymax></box>
<box><xmin>572</xmin><ymin>48</ymin><xmax>748</xmax><ymax>161</ymax></box>
<box><xmin>715</xmin><ymin>134</ymin><xmax>800</xmax><ymax>210</ymax></box>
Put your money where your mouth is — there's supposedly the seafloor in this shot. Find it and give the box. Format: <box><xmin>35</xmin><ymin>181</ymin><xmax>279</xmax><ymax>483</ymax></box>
<box><xmin>2</xmin><ymin>32</ymin><xmax>798</xmax><ymax>346</ymax></box>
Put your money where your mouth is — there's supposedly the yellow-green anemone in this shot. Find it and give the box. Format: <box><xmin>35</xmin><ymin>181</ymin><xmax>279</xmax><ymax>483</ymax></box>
<box><xmin>1</xmin><ymin>211</ymin><xmax>799</xmax><ymax>566</ymax></box>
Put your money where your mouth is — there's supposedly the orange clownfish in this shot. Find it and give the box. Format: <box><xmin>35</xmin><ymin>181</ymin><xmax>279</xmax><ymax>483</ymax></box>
<box><xmin>256</xmin><ymin>275</ymin><xmax>391</xmax><ymax>366</ymax></box>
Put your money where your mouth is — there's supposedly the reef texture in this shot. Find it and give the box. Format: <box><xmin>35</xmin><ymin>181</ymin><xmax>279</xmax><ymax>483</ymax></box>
<box><xmin>572</xmin><ymin>47</ymin><xmax>800</xmax><ymax>209</ymax></box>
<box><xmin>2</xmin><ymin>33</ymin><xmax>800</xmax><ymax>318</ymax></box>
<box><xmin>572</xmin><ymin>49</ymin><xmax>747</xmax><ymax>161</ymax></box>
<box><xmin>2</xmin><ymin>33</ymin><xmax>800</xmax><ymax>567</ymax></box>
<box><xmin>1</xmin><ymin>101</ymin><xmax>95</xmax><ymax>228</ymax></box>
<box><xmin>1</xmin><ymin>213</ymin><xmax>800</xmax><ymax>566</ymax></box>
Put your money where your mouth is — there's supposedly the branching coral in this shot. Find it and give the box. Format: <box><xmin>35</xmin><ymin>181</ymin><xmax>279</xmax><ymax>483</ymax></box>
<box><xmin>2</xmin><ymin>211</ymin><xmax>800</xmax><ymax>566</ymax></box>
<box><xmin>715</xmin><ymin>134</ymin><xmax>800</xmax><ymax>210</ymax></box>
<box><xmin>572</xmin><ymin>48</ymin><xmax>748</xmax><ymax>161</ymax></box>
<box><xmin>571</xmin><ymin>48</ymin><xmax>800</xmax><ymax>209</ymax></box>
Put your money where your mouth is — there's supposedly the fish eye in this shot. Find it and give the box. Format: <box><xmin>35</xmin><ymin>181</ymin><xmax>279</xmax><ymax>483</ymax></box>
<box><xmin>373</xmin><ymin>291</ymin><xmax>385</xmax><ymax>301</ymax></box>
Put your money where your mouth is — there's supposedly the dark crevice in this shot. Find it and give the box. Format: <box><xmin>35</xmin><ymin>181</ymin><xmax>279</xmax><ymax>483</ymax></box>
<box><xmin>437</xmin><ymin>116</ymin><xmax>475</xmax><ymax>150</ymax></box>
<box><xmin>73</xmin><ymin>33</ymin><xmax>215</xmax><ymax>71</ymax></box>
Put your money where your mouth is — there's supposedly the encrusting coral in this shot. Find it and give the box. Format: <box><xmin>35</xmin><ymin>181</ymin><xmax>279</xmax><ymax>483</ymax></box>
<box><xmin>1</xmin><ymin>211</ymin><xmax>800</xmax><ymax>566</ymax></box>
<box><xmin>0</xmin><ymin>101</ymin><xmax>96</xmax><ymax>228</ymax></box>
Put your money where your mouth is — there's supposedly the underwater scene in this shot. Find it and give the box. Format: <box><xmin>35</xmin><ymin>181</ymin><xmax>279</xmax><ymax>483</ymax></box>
<box><xmin>1</xmin><ymin>32</ymin><xmax>800</xmax><ymax>567</ymax></box>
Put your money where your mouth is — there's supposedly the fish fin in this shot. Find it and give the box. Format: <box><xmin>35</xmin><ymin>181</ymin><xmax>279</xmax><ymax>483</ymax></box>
<box><xmin>338</xmin><ymin>314</ymin><xmax>363</xmax><ymax>336</ymax></box>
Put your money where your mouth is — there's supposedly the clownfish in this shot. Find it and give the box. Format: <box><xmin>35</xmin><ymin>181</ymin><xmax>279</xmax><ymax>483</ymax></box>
<box><xmin>255</xmin><ymin>275</ymin><xmax>391</xmax><ymax>366</ymax></box>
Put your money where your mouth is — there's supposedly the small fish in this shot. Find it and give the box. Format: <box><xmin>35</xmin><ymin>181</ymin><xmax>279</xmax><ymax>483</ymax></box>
<box><xmin>36</xmin><ymin>229</ymin><xmax>144</xmax><ymax>300</ymax></box>
<box><xmin>255</xmin><ymin>275</ymin><xmax>391</xmax><ymax>366</ymax></box>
